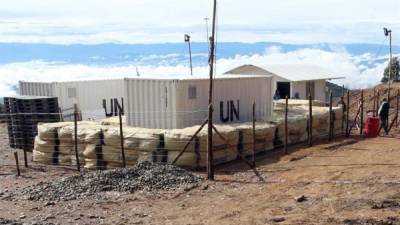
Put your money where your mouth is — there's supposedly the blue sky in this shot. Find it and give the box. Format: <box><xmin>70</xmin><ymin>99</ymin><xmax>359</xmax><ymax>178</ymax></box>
<box><xmin>0</xmin><ymin>0</ymin><xmax>399</xmax><ymax>44</ymax></box>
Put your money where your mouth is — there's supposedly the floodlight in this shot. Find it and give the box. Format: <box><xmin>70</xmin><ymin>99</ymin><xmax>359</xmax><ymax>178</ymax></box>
<box><xmin>384</xmin><ymin>27</ymin><xmax>391</xmax><ymax>36</ymax></box>
<box><xmin>184</xmin><ymin>34</ymin><xmax>190</xmax><ymax>42</ymax></box>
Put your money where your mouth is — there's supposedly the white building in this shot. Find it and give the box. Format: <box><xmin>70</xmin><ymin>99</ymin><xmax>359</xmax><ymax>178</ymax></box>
<box><xmin>19</xmin><ymin>75</ymin><xmax>273</xmax><ymax>129</ymax></box>
<box><xmin>224</xmin><ymin>64</ymin><xmax>343</xmax><ymax>102</ymax></box>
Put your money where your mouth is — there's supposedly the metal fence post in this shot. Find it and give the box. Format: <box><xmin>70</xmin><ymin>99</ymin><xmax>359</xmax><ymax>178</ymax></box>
<box><xmin>373</xmin><ymin>88</ymin><xmax>376</xmax><ymax>117</ymax></box>
<box><xmin>396</xmin><ymin>90</ymin><xmax>399</xmax><ymax>128</ymax></box>
<box><xmin>328</xmin><ymin>92</ymin><xmax>333</xmax><ymax>142</ymax></box>
<box><xmin>308</xmin><ymin>93</ymin><xmax>313</xmax><ymax>146</ymax></box>
<box><xmin>207</xmin><ymin>104</ymin><xmax>214</xmax><ymax>180</ymax></box>
<box><xmin>119</xmin><ymin>110</ymin><xmax>126</xmax><ymax>168</ymax></box>
<box><xmin>284</xmin><ymin>96</ymin><xmax>288</xmax><ymax>154</ymax></box>
<box><xmin>252</xmin><ymin>102</ymin><xmax>256</xmax><ymax>168</ymax></box>
<box><xmin>346</xmin><ymin>90</ymin><xmax>350</xmax><ymax>137</ymax></box>
<box><xmin>360</xmin><ymin>90</ymin><xmax>364</xmax><ymax>136</ymax></box>
<box><xmin>23</xmin><ymin>149</ymin><xmax>28</xmax><ymax>168</ymax></box>
<box><xmin>14</xmin><ymin>152</ymin><xmax>20</xmax><ymax>176</ymax></box>
<box><xmin>74</xmin><ymin>104</ymin><xmax>81</xmax><ymax>172</ymax></box>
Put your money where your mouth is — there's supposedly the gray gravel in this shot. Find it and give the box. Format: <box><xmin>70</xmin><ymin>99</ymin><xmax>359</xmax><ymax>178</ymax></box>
<box><xmin>5</xmin><ymin>161</ymin><xmax>202</xmax><ymax>201</ymax></box>
<box><xmin>0</xmin><ymin>218</ymin><xmax>54</xmax><ymax>225</ymax></box>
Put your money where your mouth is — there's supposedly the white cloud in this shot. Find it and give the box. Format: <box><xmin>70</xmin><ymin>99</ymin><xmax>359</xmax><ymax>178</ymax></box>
<box><xmin>0</xmin><ymin>0</ymin><xmax>398</xmax><ymax>44</ymax></box>
<box><xmin>0</xmin><ymin>47</ymin><xmax>388</xmax><ymax>96</ymax></box>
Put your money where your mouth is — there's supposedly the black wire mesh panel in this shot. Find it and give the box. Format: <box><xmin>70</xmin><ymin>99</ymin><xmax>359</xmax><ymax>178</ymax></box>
<box><xmin>4</xmin><ymin>96</ymin><xmax>60</xmax><ymax>151</ymax></box>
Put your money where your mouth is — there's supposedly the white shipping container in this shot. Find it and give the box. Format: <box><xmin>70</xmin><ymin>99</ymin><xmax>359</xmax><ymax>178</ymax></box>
<box><xmin>19</xmin><ymin>75</ymin><xmax>273</xmax><ymax>128</ymax></box>
<box><xmin>19</xmin><ymin>81</ymin><xmax>56</xmax><ymax>96</ymax></box>
<box><xmin>125</xmin><ymin>75</ymin><xmax>273</xmax><ymax>129</ymax></box>
<box><xmin>19</xmin><ymin>79</ymin><xmax>126</xmax><ymax>120</ymax></box>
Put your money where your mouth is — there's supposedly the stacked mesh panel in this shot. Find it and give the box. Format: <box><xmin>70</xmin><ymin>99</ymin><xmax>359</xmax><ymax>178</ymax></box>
<box><xmin>4</xmin><ymin>96</ymin><xmax>60</xmax><ymax>151</ymax></box>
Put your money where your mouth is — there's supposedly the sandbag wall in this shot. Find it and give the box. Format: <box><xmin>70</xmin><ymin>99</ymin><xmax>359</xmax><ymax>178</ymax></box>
<box><xmin>273</xmin><ymin>100</ymin><xmax>344</xmax><ymax>144</ymax></box>
<box><xmin>32</xmin><ymin>121</ymin><xmax>280</xmax><ymax>169</ymax></box>
<box><xmin>32</xmin><ymin>100</ymin><xmax>344</xmax><ymax>169</ymax></box>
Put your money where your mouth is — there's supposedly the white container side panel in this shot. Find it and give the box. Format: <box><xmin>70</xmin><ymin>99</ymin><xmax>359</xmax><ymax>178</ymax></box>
<box><xmin>19</xmin><ymin>81</ymin><xmax>56</xmax><ymax>97</ymax></box>
<box><xmin>314</xmin><ymin>80</ymin><xmax>326</xmax><ymax>102</ymax></box>
<box><xmin>174</xmin><ymin>79</ymin><xmax>209</xmax><ymax>128</ymax></box>
<box><xmin>125</xmin><ymin>79</ymin><xmax>177</xmax><ymax>129</ymax></box>
<box><xmin>54</xmin><ymin>79</ymin><xmax>125</xmax><ymax>120</ymax></box>
<box><xmin>175</xmin><ymin>76</ymin><xmax>273</xmax><ymax>128</ymax></box>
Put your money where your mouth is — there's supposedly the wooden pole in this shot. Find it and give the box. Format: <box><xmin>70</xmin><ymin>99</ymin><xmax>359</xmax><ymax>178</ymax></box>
<box><xmin>388</xmin><ymin>31</ymin><xmax>392</xmax><ymax>125</ymax></box>
<box><xmin>284</xmin><ymin>96</ymin><xmax>288</xmax><ymax>154</ymax></box>
<box><xmin>396</xmin><ymin>90</ymin><xmax>399</xmax><ymax>128</ymax></box>
<box><xmin>73</xmin><ymin>104</ymin><xmax>81</xmax><ymax>172</ymax></box>
<box><xmin>207</xmin><ymin>104</ymin><xmax>214</xmax><ymax>180</ymax></box>
<box><xmin>328</xmin><ymin>92</ymin><xmax>333</xmax><ymax>141</ymax></box>
<box><xmin>118</xmin><ymin>110</ymin><xmax>126</xmax><ymax>168</ymax></box>
<box><xmin>173</xmin><ymin>119</ymin><xmax>208</xmax><ymax>164</ymax></box>
<box><xmin>206</xmin><ymin>0</ymin><xmax>217</xmax><ymax>180</ymax></box>
<box><xmin>342</xmin><ymin>85</ymin><xmax>345</xmax><ymax>98</ymax></box>
<box><xmin>341</xmin><ymin>86</ymin><xmax>345</xmax><ymax>132</ymax></box>
<box><xmin>360</xmin><ymin>90</ymin><xmax>364</xmax><ymax>136</ymax></box>
<box><xmin>211</xmin><ymin>125</ymin><xmax>255</xmax><ymax>169</ymax></box>
<box><xmin>348</xmin><ymin>105</ymin><xmax>361</xmax><ymax>135</ymax></box>
<box><xmin>373</xmin><ymin>88</ymin><xmax>376</xmax><ymax>117</ymax></box>
<box><xmin>252</xmin><ymin>102</ymin><xmax>256</xmax><ymax>168</ymax></box>
<box><xmin>308</xmin><ymin>93</ymin><xmax>313</xmax><ymax>146</ymax></box>
<box><xmin>346</xmin><ymin>90</ymin><xmax>350</xmax><ymax>137</ymax></box>
<box><xmin>14</xmin><ymin>152</ymin><xmax>20</xmax><ymax>176</ymax></box>
<box><xmin>23</xmin><ymin>149</ymin><xmax>28</xmax><ymax>168</ymax></box>
<box><xmin>388</xmin><ymin>114</ymin><xmax>398</xmax><ymax>133</ymax></box>
<box><xmin>376</xmin><ymin>91</ymin><xmax>380</xmax><ymax>116</ymax></box>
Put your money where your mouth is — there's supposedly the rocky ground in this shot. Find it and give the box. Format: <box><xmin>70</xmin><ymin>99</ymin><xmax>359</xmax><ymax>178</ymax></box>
<box><xmin>1</xmin><ymin>123</ymin><xmax>400</xmax><ymax>224</ymax></box>
<box><xmin>3</xmin><ymin>161</ymin><xmax>202</xmax><ymax>202</ymax></box>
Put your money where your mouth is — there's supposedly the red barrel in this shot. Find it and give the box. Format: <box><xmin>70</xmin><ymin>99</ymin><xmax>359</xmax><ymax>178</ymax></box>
<box><xmin>364</xmin><ymin>117</ymin><xmax>380</xmax><ymax>138</ymax></box>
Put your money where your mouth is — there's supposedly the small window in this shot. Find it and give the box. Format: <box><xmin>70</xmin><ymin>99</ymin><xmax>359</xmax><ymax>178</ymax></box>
<box><xmin>67</xmin><ymin>87</ymin><xmax>77</xmax><ymax>98</ymax></box>
<box><xmin>188</xmin><ymin>86</ymin><xmax>197</xmax><ymax>100</ymax></box>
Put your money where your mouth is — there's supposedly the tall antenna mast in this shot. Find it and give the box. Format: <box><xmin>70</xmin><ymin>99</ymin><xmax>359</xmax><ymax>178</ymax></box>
<box><xmin>207</xmin><ymin>0</ymin><xmax>217</xmax><ymax>180</ymax></box>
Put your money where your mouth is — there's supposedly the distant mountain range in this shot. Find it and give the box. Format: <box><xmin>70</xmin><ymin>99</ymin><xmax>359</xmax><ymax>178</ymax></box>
<box><xmin>0</xmin><ymin>42</ymin><xmax>398</xmax><ymax>68</ymax></box>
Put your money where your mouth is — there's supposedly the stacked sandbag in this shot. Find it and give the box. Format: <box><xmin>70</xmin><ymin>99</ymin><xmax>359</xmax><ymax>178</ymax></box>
<box><xmin>273</xmin><ymin>114</ymin><xmax>308</xmax><ymax>145</ymax></box>
<box><xmin>126</xmin><ymin>128</ymin><xmax>164</xmax><ymax>164</ymax></box>
<box><xmin>99</xmin><ymin>116</ymin><xmax>125</xmax><ymax>126</ymax></box>
<box><xmin>164</xmin><ymin>128</ymin><xmax>197</xmax><ymax>167</ymax></box>
<box><xmin>165</xmin><ymin>124</ymin><xmax>239</xmax><ymax>168</ymax></box>
<box><xmin>33</xmin><ymin>122</ymin><xmax>74</xmax><ymax>165</ymax></box>
<box><xmin>274</xmin><ymin>99</ymin><xmax>326</xmax><ymax>112</ymax></box>
<box><xmin>102</xmin><ymin>126</ymin><xmax>163</xmax><ymax>166</ymax></box>
<box><xmin>232</xmin><ymin>122</ymin><xmax>276</xmax><ymax>156</ymax></box>
<box><xmin>294</xmin><ymin>106</ymin><xmax>329</xmax><ymax>138</ymax></box>
<box><xmin>332</xmin><ymin>106</ymin><xmax>344</xmax><ymax>133</ymax></box>
<box><xmin>77</xmin><ymin>123</ymin><xmax>105</xmax><ymax>169</ymax></box>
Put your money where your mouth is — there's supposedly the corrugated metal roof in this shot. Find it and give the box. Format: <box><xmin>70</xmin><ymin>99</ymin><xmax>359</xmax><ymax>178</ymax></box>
<box><xmin>224</xmin><ymin>64</ymin><xmax>344</xmax><ymax>82</ymax></box>
<box><xmin>21</xmin><ymin>74</ymin><xmax>272</xmax><ymax>84</ymax></box>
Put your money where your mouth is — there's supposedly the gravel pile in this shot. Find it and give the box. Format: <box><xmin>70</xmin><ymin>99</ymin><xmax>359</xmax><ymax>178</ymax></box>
<box><xmin>0</xmin><ymin>218</ymin><xmax>21</xmax><ymax>225</ymax></box>
<box><xmin>7</xmin><ymin>161</ymin><xmax>202</xmax><ymax>201</ymax></box>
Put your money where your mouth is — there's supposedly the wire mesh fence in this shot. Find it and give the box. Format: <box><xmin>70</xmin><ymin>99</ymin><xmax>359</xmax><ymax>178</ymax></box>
<box><xmin>0</xmin><ymin>97</ymin><xmax>351</xmax><ymax>178</ymax></box>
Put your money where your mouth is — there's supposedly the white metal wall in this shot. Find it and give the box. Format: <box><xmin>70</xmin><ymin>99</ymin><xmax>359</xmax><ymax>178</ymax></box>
<box><xmin>19</xmin><ymin>81</ymin><xmax>56</xmax><ymax>97</ymax></box>
<box><xmin>291</xmin><ymin>80</ymin><xmax>326</xmax><ymax>102</ymax></box>
<box><xmin>175</xmin><ymin>76</ymin><xmax>273</xmax><ymax>128</ymax></box>
<box><xmin>19</xmin><ymin>79</ymin><xmax>125</xmax><ymax>120</ymax></box>
<box><xmin>125</xmin><ymin>78</ymin><xmax>178</xmax><ymax>129</ymax></box>
<box><xmin>314</xmin><ymin>80</ymin><xmax>327</xmax><ymax>102</ymax></box>
<box><xmin>125</xmin><ymin>76</ymin><xmax>273</xmax><ymax>129</ymax></box>
<box><xmin>54</xmin><ymin>79</ymin><xmax>125</xmax><ymax>120</ymax></box>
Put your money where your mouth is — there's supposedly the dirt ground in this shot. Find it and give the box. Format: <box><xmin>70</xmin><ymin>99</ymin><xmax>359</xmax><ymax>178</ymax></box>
<box><xmin>1</xmin><ymin>123</ymin><xmax>400</xmax><ymax>225</ymax></box>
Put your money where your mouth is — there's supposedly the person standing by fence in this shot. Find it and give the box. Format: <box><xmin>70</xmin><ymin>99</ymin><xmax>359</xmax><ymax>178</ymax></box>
<box><xmin>378</xmin><ymin>98</ymin><xmax>390</xmax><ymax>135</ymax></box>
